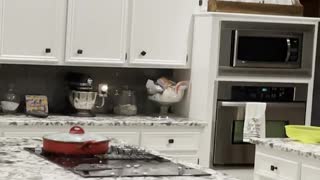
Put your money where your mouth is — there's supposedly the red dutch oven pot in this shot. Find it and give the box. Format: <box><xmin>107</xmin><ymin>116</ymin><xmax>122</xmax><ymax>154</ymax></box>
<box><xmin>43</xmin><ymin>126</ymin><xmax>110</xmax><ymax>155</ymax></box>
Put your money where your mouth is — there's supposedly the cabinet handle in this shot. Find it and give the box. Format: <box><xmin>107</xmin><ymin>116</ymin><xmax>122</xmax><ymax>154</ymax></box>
<box><xmin>168</xmin><ymin>139</ymin><xmax>174</xmax><ymax>144</ymax></box>
<box><xmin>140</xmin><ymin>51</ymin><xmax>147</xmax><ymax>56</ymax></box>
<box><xmin>270</xmin><ymin>165</ymin><xmax>278</xmax><ymax>171</ymax></box>
<box><xmin>199</xmin><ymin>0</ymin><xmax>203</xmax><ymax>6</ymax></box>
<box><xmin>45</xmin><ymin>48</ymin><xmax>51</xmax><ymax>53</ymax></box>
<box><xmin>77</xmin><ymin>49</ymin><xmax>83</xmax><ymax>54</ymax></box>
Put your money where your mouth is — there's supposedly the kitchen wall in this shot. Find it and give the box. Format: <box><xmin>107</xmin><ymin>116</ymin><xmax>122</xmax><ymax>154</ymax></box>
<box><xmin>300</xmin><ymin>0</ymin><xmax>319</xmax><ymax>17</ymax></box>
<box><xmin>0</xmin><ymin>64</ymin><xmax>176</xmax><ymax>115</ymax></box>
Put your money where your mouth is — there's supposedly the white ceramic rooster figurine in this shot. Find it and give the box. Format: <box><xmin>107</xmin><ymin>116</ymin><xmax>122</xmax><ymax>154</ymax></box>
<box><xmin>148</xmin><ymin>81</ymin><xmax>188</xmax><ymax>104</ymax></box>
<box><xmin>146</xmin><ymin>78</ymin><xmax>188</xmax><ymax>118</ymax></box>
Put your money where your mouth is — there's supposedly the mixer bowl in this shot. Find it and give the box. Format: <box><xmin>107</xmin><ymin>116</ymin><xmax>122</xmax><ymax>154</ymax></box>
<box><xmin>69</xmin><ymin>91</ymin><xmax>98</xmax><ymax>110</ymax></box>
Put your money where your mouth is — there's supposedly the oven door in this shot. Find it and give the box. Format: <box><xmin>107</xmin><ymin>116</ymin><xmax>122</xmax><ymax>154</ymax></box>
<box><xmin>213</xmin><ymin>101</ymin><xmax>306</xmax><ymax>165</ymax></box>
<box><xmin>232</xmin><ymin>30</ymin><xmax>302</xmax><ymax>69</ymax></box>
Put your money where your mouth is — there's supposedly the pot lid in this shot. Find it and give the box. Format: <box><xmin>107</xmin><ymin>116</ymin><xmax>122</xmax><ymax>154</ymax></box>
<box><xmin>43</xmin><ymin>126</ymin><xmax>109</xmax><ymax>143</ymax></box>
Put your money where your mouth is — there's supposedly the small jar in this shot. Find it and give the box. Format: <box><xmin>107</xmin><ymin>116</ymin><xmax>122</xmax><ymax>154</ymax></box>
<box><xmin>113</xmin><ymin>90</ymin><xmax>137</xmax><ymax>116</ymax></box>
<box><xmin>1</xmin><ymin>84</ymin><xmax>20</xmax><ymax>113</ymax></box>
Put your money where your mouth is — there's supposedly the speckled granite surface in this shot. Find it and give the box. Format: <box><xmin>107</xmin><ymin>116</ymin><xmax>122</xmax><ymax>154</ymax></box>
<box><xmin>0</xmin><ymin>137</ymin><xmax>238</xmax><ymax>180</ymax></box>
<box><xmin>0</xmin><ymin>115</ymin><xmax>207</xmax><ymax>127</ymax></box>
<box><xmin>250</xmin><ymin>138</ymin><xmax>320</xmax><ymax>160</ymax></box>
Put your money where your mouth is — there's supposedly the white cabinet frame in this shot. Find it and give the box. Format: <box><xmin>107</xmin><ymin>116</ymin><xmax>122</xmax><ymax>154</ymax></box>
<box><xmin>65</xmin><ymin>0</ymin><xmax>129</xmax><ymax>66</ymax></box>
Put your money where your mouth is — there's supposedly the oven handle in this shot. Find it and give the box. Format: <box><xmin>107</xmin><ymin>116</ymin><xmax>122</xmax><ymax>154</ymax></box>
<box><xmin>218</xmin><ymin>101</ymin><xmax>305</xmax><ymax>108</ymax></box>
<box><xmin>285</xmin><ymin>38</ymin><xmax>291</xmax><ymax>63</ymax></box>
<box><xmin>232</xmin><ymin>30</ymin><xmax>239</xmax><ymax>67</ymax></box>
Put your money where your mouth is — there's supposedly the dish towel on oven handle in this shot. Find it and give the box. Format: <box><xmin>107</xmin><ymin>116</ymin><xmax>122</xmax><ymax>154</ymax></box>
<box><xmin>243</xmin><ymin>102</ymin><xmax>267</xmax><ymax>142</ymax></box>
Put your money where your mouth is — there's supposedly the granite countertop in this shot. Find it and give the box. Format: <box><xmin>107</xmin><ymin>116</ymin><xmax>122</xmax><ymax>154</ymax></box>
<box><xmin>0</xmin><ymin>114</ymin><xmax>207</xmax><ymax>127</ymax></box>
<box><xmin>0</xmin><ymin>137</ymin><xmax>238</xmax><ymax>180</ymax></box>
<box><xmin>250</xmin><ymin>138</ymin><xmax>320</xmax><ymax>160</ymax></box>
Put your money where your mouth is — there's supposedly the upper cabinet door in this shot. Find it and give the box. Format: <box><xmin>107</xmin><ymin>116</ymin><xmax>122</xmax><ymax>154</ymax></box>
<box><xmin>0</xmin><ymin>0</ymin><xmax>66</xmax><ymax>64</ymax></box>
<box><xmin>65</xmin><ymin>0</ymin><xmax>127</xmax><ymax>65</ymax></box>
<box><xmin>129</xmin><ymin>0</ymin><xmax>196</xmax><ymax>68</ymax></box>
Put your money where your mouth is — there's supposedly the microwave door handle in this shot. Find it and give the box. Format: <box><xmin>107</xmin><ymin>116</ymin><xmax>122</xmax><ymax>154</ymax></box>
<box><xmin>285</xmin><ymin>38</ymin><xmax>291</xmax><ymax>62</ymax></box>
<box><xmin>233</xmin><ymin>30</ymin><xmax>239</xmax><ymax>67</ymax></box>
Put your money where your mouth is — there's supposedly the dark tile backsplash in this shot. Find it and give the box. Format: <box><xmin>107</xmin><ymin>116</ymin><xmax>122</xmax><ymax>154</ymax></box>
<box><xmin>0</xmin><ymin>64</ymin><xmax>173</xmax><ymax>115</ymax></box>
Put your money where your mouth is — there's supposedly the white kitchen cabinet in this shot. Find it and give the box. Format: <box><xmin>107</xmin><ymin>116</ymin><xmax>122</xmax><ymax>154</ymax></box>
<box><xmin>254</xmin><ymin>145</ymin><xmax>320</xmax><ymax>180</ymax></box>
<box><xmin>141</xmin><ymin>132</ymin><xmax>200</xmax><ymax>151</ymax></box>
<box><xmin>0</xmin><ymin>125</ymin><xmax>203</xmax><ymax>164</ymax></box>
<box><xmin>2</xmin><ymin>130</ymin><xmax>140</xmax><ymax>146</ymax></box>
<box><xmin>0</xmin><ymin>0</ymin><xmax>198</xmax><ymax>68</ymax></box>
<box><xmin>65</xmin><ymin>0</ymin><xmax>127</xmax><ymax>65</ymax></box>
<box><xmin>93</xmin><ymin>132</ymin><xmax>140</xmax><ymax>146</ymax></box>
<box><xmin>128</xmin><ymin>0</ymin><xmax>196</xmax><ymax>68</ymax></box>
<box><xmin>1</xmin><ymin>128</ymin><xmax>140</xmax><ymax>145</ymax></box>
<box><xmin>254</xmin><ymin>152</ymin><xmax>300</xmax><ymax>180</ymax></box>
<box><xmin>0</xmin><ymin>0</ymin><xmax>66</xmax><ymax>64</ymax></box>
<box><xmin>141</xmin><ymin>131</ymin><xmax>200</xmax><ymax>164</ymax></box>
<box><xmin>301</xmin><ymin>164</ymin><xmax>320</xmax><ymax>180</ymax></box>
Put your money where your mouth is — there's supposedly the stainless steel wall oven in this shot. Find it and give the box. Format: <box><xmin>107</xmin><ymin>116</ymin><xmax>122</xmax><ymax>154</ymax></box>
<box><xmin>213</xmin><ymin>82</ymin><xmax>307</xmax><ymax>165</ymax></box>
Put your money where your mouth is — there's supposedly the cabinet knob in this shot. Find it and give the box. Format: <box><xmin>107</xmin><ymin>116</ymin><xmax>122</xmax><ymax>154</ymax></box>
<box><xmin>168</xmin><ymin>139</ymin><xmax>174</xmax><ymax>144</ymax></box>
<box><xmin>270</xmin><ymin>165</ymin><xmax>278</xmax><ymax>171</ymax></box>
<box><xmin>77</xmin><ymin>49</ymin><xmax>83</xmax><ymax>54</ymax></box>
<box><xmin>199</xmin><ymin>0</ymin><xmax>203</xmax><ymax>6</ymax></box>
<box><xmin>140</xmin><ymin>51</ymin><xmax>147</xmax><ymax>56</ymax></box>
<box><xmin>45</xmin><ymin>48</ymin><xmax>51</xmax><ymax>53</ymax></box>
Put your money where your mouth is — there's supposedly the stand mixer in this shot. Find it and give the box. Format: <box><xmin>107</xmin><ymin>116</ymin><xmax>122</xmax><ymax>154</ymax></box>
<box><xmin>66</xmin><ymin>73</ymin><xmax>108</xmax><ymax>117</ymax></box>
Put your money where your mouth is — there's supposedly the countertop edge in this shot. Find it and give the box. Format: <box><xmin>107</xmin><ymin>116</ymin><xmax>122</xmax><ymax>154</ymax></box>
<box><xmin>0</xmin><ymin>115</ymin><xmax>208</xmax><ymax>128</ymax></box>
<box><xmin>250</xmin><ymin>138</ymin><xmax>320</xmax><ymax>161</ymax></box>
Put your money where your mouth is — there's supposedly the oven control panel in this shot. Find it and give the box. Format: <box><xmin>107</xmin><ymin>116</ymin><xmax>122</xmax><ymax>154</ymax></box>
<box><xmin>231</xmin><ymin>86</ymin><xmax>295</xmax><ymax>102</ymax></box>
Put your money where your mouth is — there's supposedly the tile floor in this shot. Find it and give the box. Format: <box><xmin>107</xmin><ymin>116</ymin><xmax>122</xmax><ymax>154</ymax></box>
<box><xmin>213</xmin><ymin>166</ymin><xmax>254</xmax><ymax>180</ymax></box>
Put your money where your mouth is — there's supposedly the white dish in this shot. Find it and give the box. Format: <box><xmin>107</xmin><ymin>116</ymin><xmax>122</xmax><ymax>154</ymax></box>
<box><xmin>1</xmin><ymin>101</ymin><xmax>19</xmax><ymax>112</ymax></box>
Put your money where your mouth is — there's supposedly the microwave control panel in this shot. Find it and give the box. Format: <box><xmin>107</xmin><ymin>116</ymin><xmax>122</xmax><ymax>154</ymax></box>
<box><xmin>231</xmin><ymin>86</ymin><xmax>295</xmax><ymax>102</ymax></box>
<box><xmin>288</xmin><ymin>38</ymin><xmax>300</xmax><ymax>62</ymax></box>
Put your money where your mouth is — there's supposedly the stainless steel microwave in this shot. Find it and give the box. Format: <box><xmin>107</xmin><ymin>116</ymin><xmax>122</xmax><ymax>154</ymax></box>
<box><xmin>231</xmin><ymin>30</ymin><xmax>303</xmax><ymax>69</ymax></box>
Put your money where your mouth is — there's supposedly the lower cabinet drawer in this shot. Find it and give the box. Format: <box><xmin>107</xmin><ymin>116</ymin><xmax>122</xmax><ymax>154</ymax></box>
<box><xmin>141</xmin><ymin>132</ymin><xmax>200</xmax><ymax>151</ymax></box>
<box><xmin>94</xmin><ymin>132</ymin><xmax>140</xmax><ymax>146</ymax></box>
<box><xmin>254</xmin><ymin>152</ymin><xmax>299</xmax><ymax>180</ymax></box>
<box><xmin>301</xmin><ymin>164</ymin><xmax>320</xmax><ymax>180</ymax></box>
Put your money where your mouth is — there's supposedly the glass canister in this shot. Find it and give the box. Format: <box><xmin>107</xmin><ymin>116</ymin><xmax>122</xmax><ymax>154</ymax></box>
<box><xmin>113</xmin><ymin>90</ymin><xmax>137</xmax><ymax>116</ymax></box>
<box><xmin>1</xmin><ymin>84</ymin><xmax>20</xmax><ymax>113</ymax></box>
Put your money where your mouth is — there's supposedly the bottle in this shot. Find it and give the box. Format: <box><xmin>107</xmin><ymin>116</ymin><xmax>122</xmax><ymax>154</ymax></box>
<box><xmin>114</xmin><ymin>89</ymin><xmax>137</xmax><ymax>116</ymax></box>
<box><xmin>1</xmin><ymin>84</ymin><xmax>20</xmax><ymax>113</ymax></box>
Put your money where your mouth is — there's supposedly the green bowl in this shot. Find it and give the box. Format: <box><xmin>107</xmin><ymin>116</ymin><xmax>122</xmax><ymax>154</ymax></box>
<box><xmin>285</xmin><ymin>125</ymin><xmax>320</xmax><ymax>144</ymax></box>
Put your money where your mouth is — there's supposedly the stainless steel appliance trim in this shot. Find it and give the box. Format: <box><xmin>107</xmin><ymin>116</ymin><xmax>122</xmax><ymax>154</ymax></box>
<box><xmin>218</xmin><ymin>101</ymin><xmax>305</xmax><ymax>108</ymax></box>
<box><xmin>235</xmin><ymin>30</ymin><xmax>303</xmax><ymax>38</ymax></box>
<box><xmin>232</xmin><ymin>61</ymin><xmax>301</xmax><ymax>68</ymax></box>
<box><xmin>285</xmin><ymin>38</ymin><xmax>291</xmax><ymax>63</ymax></box>
<box><xmin>293</xmin><ymin>87</ymin><xmax>297</xmax><ymax>101</ymax></box>
<box><xmin>232</xmin><ymin>30</ymin><xmax>239</xmax><ymax>67</ymax></box>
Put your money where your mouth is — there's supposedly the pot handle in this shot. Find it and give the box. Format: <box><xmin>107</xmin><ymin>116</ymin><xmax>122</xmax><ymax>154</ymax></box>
<box><xmin>69</xmin><ymin>126</ymin><xmax>85</xmax><ymax>134</ymax></box>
